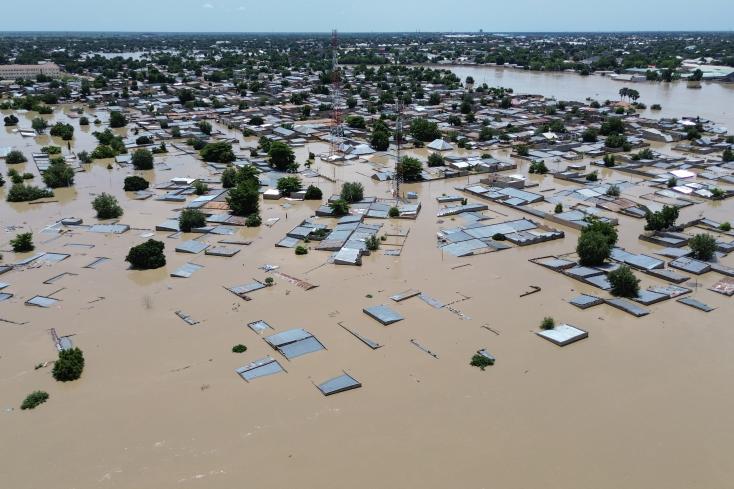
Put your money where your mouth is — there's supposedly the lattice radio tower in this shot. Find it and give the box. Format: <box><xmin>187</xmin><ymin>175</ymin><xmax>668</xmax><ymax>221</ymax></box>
<box><xmin>394</xmin><ymin>98</ymin><xmax>403</xmax><ymax>199</ymax></box>
<box><xmin>328</xmin><ymin>29</ymin><xmax>343</xmax><ymax>159</ymax></box>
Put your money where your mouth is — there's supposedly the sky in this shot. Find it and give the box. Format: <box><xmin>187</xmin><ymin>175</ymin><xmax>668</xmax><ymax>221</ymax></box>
<box><xmin>0</xmin><ymin>0</ymin><xmax>732</xmax><ymax>32</ymax></box>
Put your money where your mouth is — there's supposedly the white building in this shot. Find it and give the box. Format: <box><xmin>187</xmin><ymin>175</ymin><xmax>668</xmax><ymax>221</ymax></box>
<box><xmin>0</xmin><ymin>63</ymin><xmax>61</xmax><ymax>80</ymax></box>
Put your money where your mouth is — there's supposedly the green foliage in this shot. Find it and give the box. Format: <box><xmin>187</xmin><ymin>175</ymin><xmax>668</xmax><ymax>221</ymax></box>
<box><xmin>644</xmin><ymin>205</ymin><xmax>679</xmax><ymax>231</ymax></box>
<box><xmin>427</xmin><ymin>152</ymin><xmax>444</xmax><ymax>167</ymax></box>
<box><xmin>78</xmin><ymin>150</ymin><xmax>92</xmax><ymax>164</ymax></box>
<box><xmin>179</xmin><ymin>209</ymin><xmax>206</xmax><ymax>232</ymax></box>
<box><xmin>268</xmin><ymin>141</ymin><xmax>296</xmax><ymax>171</ymax></box>
<box><xmin>42</xmin><ymin>158</ymin><xmax>74</xmax><ymax>188</ymax></box>
<box><xmin>397</xmin><ymin>156</ymin><xmax>423</xmax><ymax>182</ymax></box>
<box><xmin>388</xmin><ymin>206</ymin><xmax>400</xmax><ymax>218</ymax></box>
<box><xmin>603</xmin><ymin>154</ymin><xmax>616</xmax><ymax>167</ymax></box>
<box><xmin>689</xmin><ymin>233</ymin><xmax>717</xmax><ymax>261</ymax></box>
<box><xmin>245</xmin><ymin>213</ymin><xmax>262</xmax><ymax>227</ymax></box>
<box><xmin>123</xmin><ymin>176</ymin><xmax>149</xmax><ymax>191</ymax></box>
<box><xmin>329</xmin><ymin>199</ymin><xmax>350</xmax><ymax>216</ymax></box>
<box><xmin>90</xmin><ymin>145</ymin><xmax>116</xmax><ymax>159</ymax></box>
<box><xmin>720</xmin><ymin>222</ymin><xmax>732</xmax><ymax>232</ymax></box>
<box><xmin>577</xmin><ymin>219</ymin><xmax>618</xmax><ymax>266</ymax></box>
<box><xmin>92</xmin><ymin>193</ymin><xmax>123</xmax><ymax>219</ymax></box>
<box><xmin>49</xmin><ymin>122</ymin><xmax>74</xmax><ymax>140</ymax></box>
<box><xmin>304</xmin><ymin>185</ymin><xmax>323</xmax><ymax>200</ymax></box>
<box><xmin>193</xmin><ymin>181</ymin><xmax>209</xmax><ymax>195</ymax></box>
<box><xmin>226</xmin><ymin>181</ymin><xmax>260</xmax><ymax>216</ymax></box>
<box><xmin>365</xmin><ymin>235</ymin><xmax>380</xmax><ymax>251</ymax></box>
<box><xmin>582</xmin><ymin>128</ymin><xmax>598</xmax><ymax>142</ymax></box>
<box><xmin>109</xmin><ymin>111</ymin><xmax>127</xmax><ymax>128</ymax></box>
<box><xmin>41</xmin><ymin>145</ymin><xmax>61</xmax><ymax>155</ymax></box>
<box><xmin>409</xmin><ymin>117</ymin><xmax>441</xmax><ymax>142</ymax></box>
<box><xmin>198</xmin><ymin>120</ymin><xmax>212</xmax><ymax>135</ymax></box>
<box><xmin>651</xmin><ymin>104</ymin><xmax>662</xmax><ymax>110</ymax></box>
<box><xmin>277</xmin><ymin>176</ymin><xmax>303</xmax><ymax>196</ymax></box>
<box><xmin>599</xmin><ymin>117</ymin><xmax>625</xmax><ymax>135</ymax></box>
<box><xmin>131</xmin><ymin>149</ymin><xmax>154</xmax><ymax>170</ymax></box>
<box><xmin>32</xmin><ymin>117</ymin><xmax>48</xmax><ymax>133</ymax></box>
<box><xmin>492</xmin><ymin>233</ymin><xmax>506</xmax><ymax>241</ymax></box>
<box><xmin>346</xmin><ymin>115</ymin><xmax>366</xmax><ymax>128</ymax></box>
<box><xmin>6</xmin><ymin>183</ymin><xmax>53</xmax><ymax>202</ymax></box>
<box><xmin>200</xmin><ymin>142</ymin><xmax>235</xmax><ymax>163</ymax></box>
<box><xmin>605</xmin><ymin>133</ymin><xmax>627</xmax><ymax>148</ymax></box>
<box><xmin>371</xmin><ymin>125</ymin><xmax>390</xmax><ymax>151</ymax></box>
<box><xmin>586</xmin><ymin>171</ymin><xmax>599</xmax><ymax>182</ymax></box>
<box><xmin>608</xmin><ymin>265</ymin><xmax>640</xmax><ymax>298</ymax></box>
<box><xmin>5</xmin><ymin>150</ymin><xmax>27</xmax><ymax>164</ymax></box>
<box><xmin>21</xmin><ymin>391</ymin><xmax>49</xmax><ymax>410</ymax></box>
<box><xmin>10</xmin><ymin>232</ymin><xmax>34</xmax><ymax>252</ymax></box>
<box><xmin>723</xmin><ymin>148</ymin><xmax>734</xmax><ymax>162</ymax></box>
<box><xmin>126</xmin><ymin>239</ymin><xmax>166</xmax><ymax>270</ymax></box>
<box><xmin>540</xmin><ymin>317</ymin><xmax>555</xmax><ymax>330</ymax></box>
<box><xmin>295</xmin><ymin>245</ymin><xmax>308</xmax><ymax>255</ymax></box>
<box><xmin>221</xmin><ymin>166</ymin><xmax>237</xmax><ymax>188</ymax></box>
<box><xmin>528</xmin><ymin>160</ymin><xmax>548</xmax><ymax>174</ymax></box>
<box><xmin>3</xmin><ymin>114</ymin><xmax>19</xmax><ymax>126</ymax></box>
<box><xmin>606</xmin><ymin>185</ymin><xmax>620</xmax><ymax>197</ymax></box>
<box><xmin>470</xmin><ymin>354</ymin><xmax>494</xmax><ymax>370</ymax></box>
<box><xmin>52</xmin><ymin>347</ymin><xmax>85</xmax><ymax>382</ymax></box>
<box><xmin>79</xmin><ymin>116</ymin><xmax>89</xmax><ymax>125</ymax></box>
<box><xmin>232</xmin><ymin>344</ymin><xmax>248</xmax><ymax>353</ymax></box>
<box><xmin>340</xmin><ymin>181</ymin><xmax>364</xmax><ymax>203</ymax></box>
<box><xmin>554</xmin><ymin>203</ymin><xmax>563</xmax><ymax>214</ymax></box>
<box><xmin>264</xmin><ymin>277</ymin><xmax>274</xmax><ymax>286</ymax></box>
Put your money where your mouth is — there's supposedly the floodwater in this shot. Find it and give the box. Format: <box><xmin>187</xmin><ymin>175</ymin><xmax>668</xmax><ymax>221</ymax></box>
<box><xmin>443</xmin><ymin>64</ymin><xmax>734</xmax><ymax>128</ymax></box>
<box><xmin>1</xmin><ymin>100</ymin><xmax>734</xmax><ymax>489</ymax></box>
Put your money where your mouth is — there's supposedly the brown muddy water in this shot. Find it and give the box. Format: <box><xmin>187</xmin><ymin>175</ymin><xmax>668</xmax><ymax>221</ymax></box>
<box><xmin>1</xmin><ymin>103</ymin><xmax>734</xmax><ymax>489</ymax></box>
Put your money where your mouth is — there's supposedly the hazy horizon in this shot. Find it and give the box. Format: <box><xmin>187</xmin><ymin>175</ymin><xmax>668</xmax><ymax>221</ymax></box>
<box><xmin>0</xmin><ymin>0</ymin><xmax>732</xmax><ymax>33</ymax></box>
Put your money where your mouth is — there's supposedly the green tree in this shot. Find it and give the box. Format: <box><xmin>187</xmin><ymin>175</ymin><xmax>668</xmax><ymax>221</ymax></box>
<box><xmin>723</xmin><ymin>148</ymin><xmax>734</xmax><ymax>162</ymax></box>
<box><xmin>226</xmin><ymin>181</ymin><xmax>260</xmax><ymax>216</ymax></box>
<box><xmin>131</xmin><ymin>149</ymin><xmax>154</xmax><ymax>170</ymax></box>
<box><xmin>277</xmin><ymin>175</ymin><xmax>303</xmax><ymax>195</ymax></box>
<box><xmin>198</xmin><ymin>120</ymin><xmax>212</xmax><ymax>135</ymax></box>
<box><xmin>92</xmin><ymin>193</ymin><xmax>123</xmax><ymax>219</ymax></box>
<box><xmin>340</xmin><ymin>181</ymin><xmax>364</xmax><ymax>203</ymax></box>
<box><xmin>409</xmin><ymin>118</ymin><xmax>441</xmax><ymax>142</ymax></box>
<box><xmin>221</xmin><ymin>166</ymin><xmax>237</xmax><ymax>188</ymax></box>
<box><xmin>427</xmin><ymin>152</ymin><xmax>444</xmax><ymax>167</ymax></box>
<box><xmin>397</xmin><ymin>156</ymin><xmax>423</xmax><ymax>182</ymax></box>
<box><xmin>329</xmin><ymin>199</ymin><xmax>350</xmax><ymax>216</ymax></box>
<box><xmin>21</xmin><ymin>391</ymin><xmax>49</xmax><ymax>410</ymax></box>
<box><xmin>49</xmin><ymin>122</ymin><xmax>74</xmax><ymax>140</ymax></box>
<box><xmin>268</xmin><ymin>141</ymin><xmax>295</xmax><ymax>171</ymax></box>
<box><xmin>10</xmin><ymin>232</ymin><xmax>34</xmax><ymax>252</ymax></box>
<box><xmin>6</xmin><ymin>150</ymin><xmax>27</xmax><ymax>164</ymax></box>
<box><xmin>126</xmin><ymin>239</ymin><xmax>166</xmax><ymax>269</ymax></box>
<box><xmin>109</xmin><ymin>111</ymin><xmax>127</xmax><ymax>128</ymax></box>
<box><xmin>6</xmin><ymin>183</ymin><xmax>53</xmax><ymax>202</ymax></box>
<box><xmin>304</xmin><ymin>185</ymin><xmax>323</xmax><ymax>200</ymax></box>
<box><xmin>43</xmin><ymin>157</ymin><xmax>74</xmax><ymax>188</ymax></box>
<box><xmin>576</xmin><ymin>219</ymin><xmax>618</xmax><ymax>266</ymax></box>
<box><xmin>32</xmin><ymin>117</ymin><xmax>48</xmax><ymax>133</ymax></box>
<box><xmin>52</xmin><ymin>347</ymin><xmax>85</xmax><ymax>381</ymax></box>
<box><xmin>689</xmin><ymin>233</ymin><xmax>716</xmax><ymax>261</ymax></box>
<box><xmin>608</xmin><ymin>265</ymin><xmax>640</xmax><ymax>298</ymax></box>
<box><xmin>179</xmin><ymin>209</ymin><xmax>206</xmax><ymax>232</ymax></box>
<box><xmin>644</xmin><ymin>205</ymin><xmax>679</xmax><ymax>231</ymax></box>
<box><xmin>123</xmin><ymin>176</ymin><xmax>149</xmax><ymax>191</ymax></box>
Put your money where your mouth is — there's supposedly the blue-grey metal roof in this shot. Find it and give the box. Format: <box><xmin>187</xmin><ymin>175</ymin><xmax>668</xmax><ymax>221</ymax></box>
<box><xmin>265</xmin><ymin>328</ymin><xmax>313</xmax><ymax>347</ymax></box>
<box><xmin>235</xmin><ymin>356</ymin><xmax>285</xmax><ymax>381</ymax></box>
<box><xmin>317</xmin><ymin>373</ymin><xmax>361</xmax><ymax>396</ymax></box>
<box><xmin>171</xmin><ymin>262</ymin><xmax>204</xmax><ymax>278</ymax></box>
<box><xmin>248</xmin><ymin>320</ymin><xmax>272</xmax><ymax>334</ymax></box>
<box><xmin>363</xmin><ymin>305</ymin><xmax>404</xmax><ymax>325</ymax></box>
<box><xmin>175</xmin><ymin>240</ymin><xmax>209</xmax><ymax>254</ymax></box>
<box><xmin>25</xmin><ymin>295</ymin><xmax>59</xmax><ymax>308</ymax></box>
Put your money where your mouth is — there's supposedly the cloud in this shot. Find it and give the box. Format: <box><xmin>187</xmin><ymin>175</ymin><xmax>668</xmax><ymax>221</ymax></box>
<box><xmin>236</xmin><ymin>6</ymin><xmax>246</xmax><ymax>10</ymax></box>
<box><xmin>202</xmin><ymin>3</ymin><xmax>214</xmax><ymax>8</ymax></box>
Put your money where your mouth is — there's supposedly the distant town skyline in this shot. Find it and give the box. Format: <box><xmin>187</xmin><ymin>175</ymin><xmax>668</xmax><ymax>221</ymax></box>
<box><xmin>1</xmin><ymin>0</ymin><xmax>732</xmax><ymax>33</ymax></box>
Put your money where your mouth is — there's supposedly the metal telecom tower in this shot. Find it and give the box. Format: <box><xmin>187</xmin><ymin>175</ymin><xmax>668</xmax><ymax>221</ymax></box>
<box><xmin>328</xmin><ymin>30</ymin><xmax>343</xmax><ymax>160</ymax></box>
<box><xmin>394</xmin><ymin>98</ymin><xmax>403</xmax><ymax>199</ymax></box>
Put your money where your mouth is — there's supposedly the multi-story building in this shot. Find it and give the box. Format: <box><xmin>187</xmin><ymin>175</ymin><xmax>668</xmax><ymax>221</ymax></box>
<box><xmin>0</xmin><ymin>63</ymin><xmax>61</xmax><ymax>80</ymax></box>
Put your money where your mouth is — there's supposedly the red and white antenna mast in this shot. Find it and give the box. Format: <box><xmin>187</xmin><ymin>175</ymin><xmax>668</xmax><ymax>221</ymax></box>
<box><xmin>328</xmin><ymin>29</ymin><xmax>343</xmax><ymax>160</ymax></box>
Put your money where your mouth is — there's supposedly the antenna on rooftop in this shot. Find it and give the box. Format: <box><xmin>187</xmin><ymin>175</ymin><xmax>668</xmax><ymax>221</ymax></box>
<box><xmin>328</xmin><ymin>29</ymin><xmax>343</xmax><ymax>161</ymax></box>
<box><xmin>394</xmin><ymin>52</ymin><xmax>403</xmax><ymax>200</ymax></box>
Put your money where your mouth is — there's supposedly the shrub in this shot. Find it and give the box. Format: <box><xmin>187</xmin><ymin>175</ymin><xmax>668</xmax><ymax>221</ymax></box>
<box><xmin>608</xmin><ymin>265</ymin><xmax>640</xmax><ymax>298</ymax></box>
<box><xmin>79</xmin><ymin>116</ymin><xmax>89</xmax><ymax>125</ymax></box>
<box><xmin>365</xmin><ymin>235</ymin><xmax>380</xmax><ymax>251</ymax></box>
<box><xmin>3</xmin><ymin>114</ymin><xmax>19</xmax><ymax>126</ymax></box>
<box><xmin>227</xmin><ymin>181</ymin><xmax>260</xmax><ymax>216</ymax></box>
<box><xmin>340</xmin><ymin>181</ymin><xmax>364</xmax><ymax>203</ymax></box>
<box><xmin>388</xmin><ymin>206</ymin><xmax>400</xmax><ymax>218</ymax></box>
<box><xmin>52</xmin><ymin>347</ymin><xmax>85</xmax><ymax>381</ymax></box>
<box><xmin>78</xmin><ymin>150</ymin><xmax>92</xmax><ymax>164</ymax></box>
<box><xmin>193</xmin><ymin>180</ymin><xmax>209</xmax><ymax>195</ymax></box>
<box><xmin>427</xmin><ymin>152</ymin><xmax>444</xmax><ymax>167</ymax></box>
<box><xmin>329</xmin><ymin>199</ymin><xmax>350</xmax><ymax>216</ymax></box>
<box><xmin>667</xmin><ymin>176</ymin><xmax>678</xmax><ymax>188</ymax></box>
<box><xmin>32</xmin><ymin>117</ymin><xmax>48</xmax><ymax>133</ymax></box>
<box><xmin>10</xmin><ymin>232</ymin><xmax>34</xmax><ymax>252</ymax></box>
<box><xmin>586</xmin><ymin>171</ymin><xmax>599</xmax><ymax>182</ymax></box>
<box><xmin>516</xmin><ymin>144</ymin><xmax>530</xmax><ymax>157</ymax></box>
<box><xmin>720</xmin><ymin>222</ymin><xmax>732</xmax><ymax>232</ymax></box>
<box><xmin>92</xmin><ymin>193</ymin><xmax>123</xmax><ymax>219</ymax></box>
<box><xmin>277</xmin><ymin>176</ymin><xmax>303</xmax><ymax>196</ymax></box>
<box><xmin>470</xmin><ymin>353</ymin><xmax>494</xmax><ymax>370</ymax></box>
<box><xmin>221</xmin><ymin>166</ymin><xmax>237</xmax><ymax>188</ymax></box>
<box><xmin>540</xmin><ymin>317</ymin><xmax>555</xmax><ymax>330</ymax></box>
<box><xmin>6</xmin><ymin>183</ymin><xmax>53</xmax><ymax>202</ymax></box>
<box><xmin>41</xmin><ymin>145</ymin><xmax>61</xmax><ymax>155</ymax></box>
<box><xmin>21</xmin><ymin>391</ymin><xmax>49</xmax><ymax>410</ymax></box>
<box><xmin>232</xmin><ymin>344</ymin><xmax>248</xmax><ymax>353</ymax></box>
<box><xmin>711</xmin><ymin>188</ymin><xmax>725</xmax><ymax>200</ymax></box>
<box><xmin>689</xmin><ymin>233</ymin><xmax>717</xmax><ymax>261</ymax></box>
<box><xmin>644</xmin><ymin>205</ymin><xmax>679</xmax><ymax>231</ymax></box>
<box><xmin>136</xmin><ymin>135</ymin><xmax>153</xmax><ymax>145</ymax></box>
<box><xmin>554</xmin><ymin>203</ymin><xmax>563</xmax><ymax>214</ymax></box>
<box><xmin>200</xmin><ymin>142</ymin><xmax>235</xmax><ymax>163</ymax></box>
<box><xmin>245</xmin><ymin>213</ymin><xmax>262</xmax><ymax>227</ymax></box>
<box><xmin>723</xmin><ymin>148</ymin><xmax>734</xmax><ymax>163</ymax></box>
<box><xmin>492</xmin><ymin>233</ymin><xmax>506</xmax><ymax>241</ymax></box>
<box><xmin>603</xmin><ymin>154</ymin><xmax>616</xmax><ymax>167</ymax></box>
<box><xmin>264</xmin><ymin>277</ymin><xmax>274</xmax><ymax>286</ymax></box>
<box><xmin>304</xmin><ymin>185</ymin><xmax>322</xmax><ymax>200</ymax></box>
<box><xmin>529</xmin><ymin>160</ymin><xmax>548</xmax><ymax>174</ymax></box>
<box><xmin>5</xmin><ymin>150</ymin><xmax>27</xmax><ymax>164</ymax></box>
<box><xmin>651</xmin><ymin>104</ymin><xmax>662</xmax><ymax>110</ymax></box>
<box><xmin>179</xmin><ymin>209</ymin><xmax>206</xmax><ymax>232</ymax></box>
<box><xmin>198</xmin><ymin>120</ymin><xmax>212</xmax><ymax>135</ymax></box>
<box><xmin>606</xmin><ymin>185</ymin><xmax>620</xmax><ymax>197</ymax></box>
<box><xmin>43</xmin><ymin>158</ymin><xmax>75</xmax><ymax>188</ymax></box>
<box><xmin>605</xmin><ymin>133</ymin><xmax>626</xmax><ymax>148</ymax></box>
<box><xmin>131</xmin><ymin>149</ymin><xmax>154</xmax><ymax>170</ymax></box>
<box><xmin>90</xmin><ymin>145</ymin><xmax>117</xmax><ymax>159</ymax></box>
<box><xmin>123</xmin><ymin>176</ymin><xmax>149</xmax><ymax>191</ymax></box>
<box><xmin>295</xmin><ymin>245</ymin><xmax>308</xmax><ymax>255</ymax></box>
<box><xmin>126</xmin><ymin>239</ymin><xmax>166</xmax><ymax>269</ymax></box>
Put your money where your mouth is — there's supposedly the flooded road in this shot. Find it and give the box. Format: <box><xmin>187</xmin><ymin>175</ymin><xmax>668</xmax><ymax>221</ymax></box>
<box><xmin>1</xmin><ymin>103</ymin><xmax>734</xmax><ymax>489</ymax></box>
